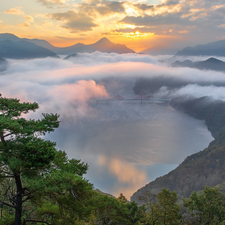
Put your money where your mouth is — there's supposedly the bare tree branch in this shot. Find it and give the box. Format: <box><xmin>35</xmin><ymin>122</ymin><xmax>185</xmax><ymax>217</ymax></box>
<box><xmin>0</xmin><ymin>199</ymin><xmax>16</xmax><ymax>209</ymax></box>
<box><xmin>23</xmin><ymin>219</ymin><xmax>52</xmax><ymax>225</ymax></box>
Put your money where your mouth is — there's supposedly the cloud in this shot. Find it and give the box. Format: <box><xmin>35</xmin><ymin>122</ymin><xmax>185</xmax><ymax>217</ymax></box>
<box><xmin>36</xmin><ymin>0</ymin><xmax>66</xmax><ymax>8</ymax></box>
<box><xmin>79</xmin><ymin>1</ymin><xmax>126</xmax><ymax>16</ymax></box>
<box><xmin>4</xmin><ymin>7</ymin><xmax>25</xmax><ymax>15</ymax></box>
<box><xmin>48</xmin><ymin>10</ymin><xmax>98</xmax><ymax>32</ymax></box>
<box><xmin>55</xmin><ymin>36</ymin><xmax>86</xmax><ymax>41</ymax></box>
<box><xmin>46</xmin><ymin>80</ymin><xmax>108</xmax><ymax>117</ymax></box>
<box><xmin>24</xmin><ymin>15</ymin><xmax>34</xmax><ymax>23</ymax></box>
<box><xmin>18</xmin><ymin>22</ymin><xmax>31</xmax><ymax>28</ymax></box>
<box><xmin>0</xmin><ymin>21</ymin><xmax>4</xmax><ymax>28</ymax></box>
<box><xmin>120</xmin><ymin>13</ymin><xmax>192</xmax><ymax>27</ymax></box>
<box><xmin>113</xmin><ymin>0</ymin><xmax>225</xmax><ymax>39</ymax></box>
<box><xmin>156</xmin><ymin>84</ymin><xmax>225</xmax><ymax>101</ymax></box>
<box><xmin>2</xmin><ymin>53</ymin><xmax>225</xmax><ymax>197</ymax></box>
<box><xmin>66</xmin><ymin>52</ymin><xmax>159</xmax><ymax>65</ymax></box>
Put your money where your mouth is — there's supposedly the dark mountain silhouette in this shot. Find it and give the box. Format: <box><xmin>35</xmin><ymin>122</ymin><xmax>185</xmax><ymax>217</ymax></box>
<box><xmin>24</xmin><ymin>39</ymin><xmax>85</xmax><ymax>55</ymax></box>
<box><xmin>0</xmin><ymin>39</ymin><xmax>59</xmax><ymax>59</ymax></box>
<box><xmin>0</xmin><ymin>33</ymin><xmax>21</xmax><ymax>42</ymax></box>
<box><xmin>176</xmin><ymin>40</ymin><xmax>225</xmax><ymax>57</ymax></box>
<box><xmin>0</xmin><ymin>57</ymin><xmax>8</xmax><ymax>72</ymax></box>
<box><xmin>171</xmin><ymin>60</ymin><xmax>195</xmax><ymax>68</ymax></box>
<box><xmin>131</xmin><ymin>97</ymin><xmax>225</xmax><ymax>203</ymax></box>
<box><xmin>0</xmin><ymin>33</ymin><xmax>135</xmax><ymax>56</ymax></box>
<box><xmin>194</xmin><ymin>57</ymin><xmax>225</xmax><ymax>71</ymax></box>
<box><xmin>171</xmin><ymin>57</ymin><xmax>225</xmax><ymax>72</ymax></box>
<box><xmin>65</xmin><ymin>37</ymin><xmax>135</xmax><ymax>58</ymax></box>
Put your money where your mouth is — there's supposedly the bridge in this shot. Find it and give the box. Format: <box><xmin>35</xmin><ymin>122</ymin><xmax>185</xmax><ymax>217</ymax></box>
<box><xmin>97</xmin><ymin>95</ymin><xmax>170</xmax><ymax>103</ymax></box>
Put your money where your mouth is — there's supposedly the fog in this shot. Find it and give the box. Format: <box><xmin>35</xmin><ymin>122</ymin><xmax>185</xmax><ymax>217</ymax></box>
<box><xmin>2</xmin><ymin>52</ymin><xmax>224</xmax><ymax>198</ymax></box>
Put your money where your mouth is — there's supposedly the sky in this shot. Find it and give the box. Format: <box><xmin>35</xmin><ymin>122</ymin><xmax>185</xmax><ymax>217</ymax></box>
<box><xmin>1</xmin><ymin>0</ymin><xmax>225</xmax><ymax>52</ymax></box>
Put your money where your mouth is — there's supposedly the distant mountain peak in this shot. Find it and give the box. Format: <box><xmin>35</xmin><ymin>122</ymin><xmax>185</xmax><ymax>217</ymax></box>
<box><xmin>95</xmin><ymin>37</ymin><xmax>112</xmax><ymax>45</ymax></box>
<box><xmin>1</xmin><ymin>33</ymin><xmax>18</xmax><ymax>37</ymax></box>
<box><xmin>205</xmin><ymin>57</ymin><xmax>223</xmax><ymax>63</ymax></box>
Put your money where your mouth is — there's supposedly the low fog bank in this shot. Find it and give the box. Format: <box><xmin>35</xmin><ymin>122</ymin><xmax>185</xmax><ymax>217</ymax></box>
<box><xmin>1</xmin><ymin>52</ymin><xmax>224</xmax><ymax>197</ymax></box>
<box><xmin>168</xmin><ymin>55</ymin><xmax>225</xmax><ymax>63</ymax></box>
<box><xmin>65</xmin><ymin>52</ymin><xmax>159</xmax><ymax>65</ymax></box>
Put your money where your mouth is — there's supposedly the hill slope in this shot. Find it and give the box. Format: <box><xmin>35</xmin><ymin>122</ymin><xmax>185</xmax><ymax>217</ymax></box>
<box><xmin>175</xmin><ymin>40</ymin><xmax>225</xmax><ymax>57</ymax></box>
<box><xmin>0</xmin><ymin>40</ymin><xmax>59</xmax><ymax>59</ymax></box>
<box><xmin>131</xmin><ymin>96</ymin><xmax>225</xmax><ymax>203</ymax></box>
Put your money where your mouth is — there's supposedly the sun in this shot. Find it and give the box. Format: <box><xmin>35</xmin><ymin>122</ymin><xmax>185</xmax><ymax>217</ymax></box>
<box><xmin>135</xmin><ymin>31</ymin><xmax>140</xmax><ymax>35</ymax></box>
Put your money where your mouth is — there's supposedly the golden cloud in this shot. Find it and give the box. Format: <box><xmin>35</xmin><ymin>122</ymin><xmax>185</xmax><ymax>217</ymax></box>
<box><xmin>24</xmin><ymin>15</ymin><xmax>34</xmax><ymax>23</ymax></box>
<box><xmin>18</xmin><ymin>22</ymin><xmax>31</xmax><ymax>28</ymax></box>
<box><xmin>48</xmin><ymin>10</ymin><xmax>98</xmax><ymax>32</ymax></box>
<box><xmin>4</xmin><ymin>7</ymin><xmax>25</xmax><ymax>15</ymax></box>
<box><xmin>36</xmin><ymin>0</ymin><xmax>67</xmax><ymax>8</ymax></box>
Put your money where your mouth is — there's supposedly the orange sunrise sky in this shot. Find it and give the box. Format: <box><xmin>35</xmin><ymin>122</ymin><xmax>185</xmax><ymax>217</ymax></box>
<box><xmin>1</xmin><ymin>0</ymin><xmax>225</xmax><ymax>52</ymax></box>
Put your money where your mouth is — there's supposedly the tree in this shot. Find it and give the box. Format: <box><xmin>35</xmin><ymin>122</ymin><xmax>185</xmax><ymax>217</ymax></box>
<box><xmin>117</xmin><ymin>193</ymin><xmax>144</xmax><ymax>225</ymax></box>
<box><xmin>139</xmin><ymin>191</ymin><xmax>158</xmax><ymax>225</ymax></box>
<box><xmin>156</xmin><ymin>188</ymin><xmax>181</xmax><ymax>225</ymax></box>
<box><xmin>139</xmin><ymin>189</ymin><xmax>181</xmax><ymax>225</ymax></box>
<box><xmin>183</xmin><ymin>186</ymin><xmax>225</xmax><ymax>224</ymax></box>
<box><xmin>0</xmin><ymin>95</ymin><xmax>93</xmax><ymax>225</ymax></box>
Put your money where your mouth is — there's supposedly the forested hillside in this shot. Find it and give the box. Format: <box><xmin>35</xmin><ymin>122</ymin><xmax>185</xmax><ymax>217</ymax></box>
<box><xmin>131</xmin><ymin>96</ymin><xmax>225</xmax><ymax>203</ymax></box>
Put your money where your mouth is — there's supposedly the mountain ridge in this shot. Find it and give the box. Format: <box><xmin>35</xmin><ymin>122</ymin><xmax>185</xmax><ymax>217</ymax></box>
<box><xmin>175</xmin><ymin>40</ymin><xmax>225</xmax><ymax>57</ymax></box>
<box><xmin>171</xmin><ymin>57</ymin><xmax>225</xmax><ymax>72</ymax></box>
<box><xmin>0</xmin><ymin>33</ymin><xmax>135</xmax><ymax>55</ymax></box>
<box><xmin>0</xmin><ymin>39</ymin><xmax>59</xmax><ymax>59</ymax></box>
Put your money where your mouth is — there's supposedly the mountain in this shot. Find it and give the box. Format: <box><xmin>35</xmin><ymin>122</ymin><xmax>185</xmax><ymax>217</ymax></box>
<box><xmin>176</xmin><ymin>40</ymin><xmax>225</xmax><ymax>57</ymax></box>
<box><xmin>0</xmin><ymin>33</ymin><xmax>21</xmax><ymax>42</ymax></box>
<box><xmin>0</xmin><ymin>57</ymin><xmax>8</xmax><ymax>72</ymax></box>
<box><xmin>131</xmin><ymin>96</ymin><xmax>225</xmax><ymax>204</ymax></box>
<box><xmin>133</xmin><ymin>73</ymin><xmax>225</xmax><ymax>95</ymax></box>
<box><xmin>24</xmin><ymin>39</ymin><xmax>85</xmax><ymax>55</ymax></box>
<box><xmin>194</xmin><ymin>57</ymin><xmax>225</xmax><ymax>71</ymax></box>
<box><xmin>141</xmin><ymin>46</ymin><xmax>179</xmax><ymax>55</ymax></box>
<box><xmin>0</xmin><ymin>33</ymin><xmax>135</xmax><ymax>56</ymax></box>
<box><xmin>65</xmin><ymin>37</ymin><xmax>135</xmax><ymax>58</ymax></box>
<box><xmin>171</xmin><ymin>59</ymin><xmax>195</xmax><ymax>68</ymax></box>
<box><xmin>0</xmin><ymin>40</ymin><xmax>59</xmax><ymax>59</ymax></box>
<box><xmin>171</xmin><ymin>57</ymin><xmax>225</xmax><ymax>72</ymax></box>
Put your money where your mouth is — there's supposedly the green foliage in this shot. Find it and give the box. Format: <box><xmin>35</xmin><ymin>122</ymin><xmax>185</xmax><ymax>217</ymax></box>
<box><xmin>125</xmin><ymin>201</ymin><xmax>145</xmax><ymax>225</ymax></box>
<box><xmin>140</xmin><ymin>189</ymin><xmax>181</xmax><ymax>225</ymax></box>
<box><xmin>184</xmin><ymin>186</ymin><xmax>225</xmax><ymax>224</ymax></box>
<box><xmin>0</xmin><ymin>94</ymin><xmax>94</xmax><ymax>225</ymax></box>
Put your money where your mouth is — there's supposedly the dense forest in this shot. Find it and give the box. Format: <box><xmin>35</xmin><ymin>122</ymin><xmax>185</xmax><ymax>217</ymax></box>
<box><xmin>1</xmin><ymin>94</ymin><xmax>225</xmax><ymax>224</ymax></box>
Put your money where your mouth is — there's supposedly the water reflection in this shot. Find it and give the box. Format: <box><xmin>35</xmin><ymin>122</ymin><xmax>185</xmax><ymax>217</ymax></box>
<box><xmin>47</xmin><ymin>102</ymin><xmax>213</xmax><ymax>198</ymax></box>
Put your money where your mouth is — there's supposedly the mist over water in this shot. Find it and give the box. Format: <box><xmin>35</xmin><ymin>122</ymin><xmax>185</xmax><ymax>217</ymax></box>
<box><xmin>1</xmin><ymin>52</ymin><xmax>223</xmax><ymax>198</ymax></box>
<box><xmin>46</xmin><ymin>101</ymin><xmax>213</xmax><ymax>197</ymax></box>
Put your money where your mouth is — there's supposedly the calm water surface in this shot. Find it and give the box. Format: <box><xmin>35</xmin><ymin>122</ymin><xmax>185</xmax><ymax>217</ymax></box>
<box><xmin>47</xmin><ymin>102</ymin><xmax>213</xmax><ymax>198</ymax></box>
